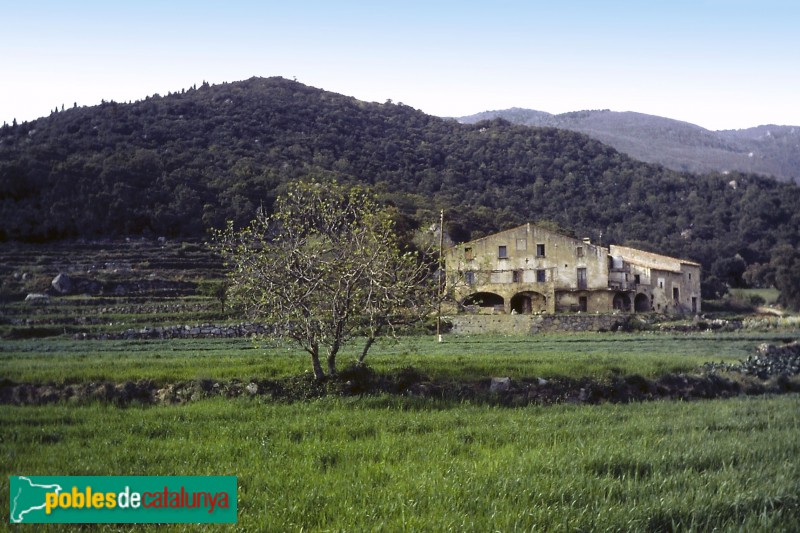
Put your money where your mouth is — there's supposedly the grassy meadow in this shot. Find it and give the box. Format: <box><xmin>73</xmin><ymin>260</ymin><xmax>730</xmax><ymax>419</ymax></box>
<box><xmin>1</xmin><ymin>331</ymin><xmax>794</xmax><ymax>386</ymax></box>
<box><xmin>2</xmin><ymin>395</ymin><xmax>799</xmax><ymax>531</ymax></box>
<box><xmin>1</xmin><ymin>330</ymin><xmax>800</xmax><ymax>530</ymax></box>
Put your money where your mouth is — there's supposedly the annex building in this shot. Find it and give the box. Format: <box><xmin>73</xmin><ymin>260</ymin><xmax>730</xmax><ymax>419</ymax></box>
<box><xmin>445</xmin><ymin>223</ymin><xmax>701</xmax><ymax>315</ymax></box>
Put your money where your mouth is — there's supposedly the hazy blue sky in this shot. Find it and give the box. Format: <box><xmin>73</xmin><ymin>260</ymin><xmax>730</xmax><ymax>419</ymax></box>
<box><xmin>2</xmin><ymin>0</ymin><xmax>797</xmax><ymax>130</ymax></box>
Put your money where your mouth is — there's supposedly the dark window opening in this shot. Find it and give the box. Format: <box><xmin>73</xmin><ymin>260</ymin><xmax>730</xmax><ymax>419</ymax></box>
<box><xmin>577</xmin><ymin>268</ymin><xmax>587</xmax><ymax>289</ymax></box>
<box><xmin>465</xmin><ymin>271</ymin><xmax>475</xmax><ymax>285</ymax></box>
<box><xmin>512</xmin><ymin>270</ymin><xmax>521</xmax><ymax>283</ymax></box>
<box><xmin>578</xmin><ymin>296</ymin><xmax>588</xmax><ymax>312</ymax></box>
<box><xmin>536</xmin><ymin>244</ymin><xmax>545</xmax><ymax>257</ymax></box>
<box><xmin>465</xmin><ymin>247</ymin><xmax>473</xmax><ymax>261</ymax></box>
<box><xmin>576</xmin><ymin>246</ymin><xmax>584</xmax><ymax>258</ymax></box>
<box><xmin>634</xmin><ymin>274</ymin><xmax>641</xmax><ymax>284</ymax></box>
<box><xmin>498</xmin><ymin>245</ymin><xmax>508</xmax><ymax>259</ymax></box>
<box><xmin>673</xmin><ymin>287</ymin><xmax>679</xmax><ymax>301</ymax></box>
<box><xmin>536</xmin><ymin>269</ymin><xmax>546</xmax><ymax>282</ymax></box>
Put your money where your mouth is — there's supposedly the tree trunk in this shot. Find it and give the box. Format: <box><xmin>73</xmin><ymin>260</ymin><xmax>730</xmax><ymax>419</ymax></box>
<box><xmin>310</xmin><ymin>345</ymin><xmax>325</xmax><ymax>381</ymax></box>
<box><xmin>358</xmin><ymin>336</ymin><xmax>375</xmax><ymax>364</ymax></box>
<box><xmin>327</xmin><ymin>342</ymin><xmax>339</xmax><ymax>376</ymax></box>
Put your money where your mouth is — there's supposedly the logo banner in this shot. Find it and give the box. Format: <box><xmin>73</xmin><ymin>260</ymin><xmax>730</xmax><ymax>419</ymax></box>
<box><xmin>9</xmin><ymin>476</ymin><xmax>237</xmax><ymax>524</ymax></box>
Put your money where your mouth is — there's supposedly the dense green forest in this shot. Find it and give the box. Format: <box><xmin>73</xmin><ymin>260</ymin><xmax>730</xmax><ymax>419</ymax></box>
<box><xmin>2</xmin><ymin>77</ymin><xmax>799</xmax><ymax>293</ymax></box>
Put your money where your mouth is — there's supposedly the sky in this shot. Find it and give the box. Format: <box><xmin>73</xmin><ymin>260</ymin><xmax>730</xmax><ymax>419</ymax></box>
<box><xmin>2</xmin><ymin>0</ymin><xmax>798</xmax><ymax>131</ymax></box>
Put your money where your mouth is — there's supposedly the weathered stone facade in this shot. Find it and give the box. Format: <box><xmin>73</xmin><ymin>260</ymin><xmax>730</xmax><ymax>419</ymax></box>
<box><xmin>608</xmin><ymin>245</ymin><xmax>701</xmax><ymax>314</ymax></box>
<box><xmin>446</xmin><ymin>223</ymin><xmax>701</xmax><ymax>316</ymax></box>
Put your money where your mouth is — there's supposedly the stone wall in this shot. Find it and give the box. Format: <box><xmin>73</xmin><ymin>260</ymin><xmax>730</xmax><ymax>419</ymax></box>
<box><xmin>449</xmin><ymin>313</ymin><xmax>626</xmax><ymax>335</ymax></box>
<box><xmin>742</xmin><ymin>315</ymin><xmax>800</xmax><ymax>330</ymax></box>
<box><xmin>75</xmin><ymin>323</ymin><xmax>269</xmax><ymax>340</ymax></box>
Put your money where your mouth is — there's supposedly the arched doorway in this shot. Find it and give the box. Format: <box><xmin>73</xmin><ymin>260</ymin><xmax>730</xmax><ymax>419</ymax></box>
<box><xmin>634</xmin><ymin>293</ymin><xmax>650</xmax><ymax>312</ymax></box>
<box><xmin>613</xmin><ymin>292</ymin><xmax>632</xmax><ymax>312</ymax></box>
<box><xmin>462</xmin><ymin>292</ymin><xmax>505</xmax><ymax>312</ymax></box>
<box><xmin>510</xmin><ymin>291</ymin><xmax>547</xmax><ymax>314</ymax></box>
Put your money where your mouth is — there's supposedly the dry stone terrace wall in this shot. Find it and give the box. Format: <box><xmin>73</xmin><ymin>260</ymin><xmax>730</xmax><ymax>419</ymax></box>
<box><xmin>449</xmin><ymin>313</ymin><xmax>800</xmax><ymax>335</ymax></box>
<box><xmin>85</xmin><ymin>315</ymin><xmax>797</xmax><ymax>339</ymax></box>
<box><xmin>450</xmin><ymin>314</ymin><xmax>627</xmax><ymax>335</ymax></box>
<box><xmin>703</xmin><ymin>341</ymin><xmax>800</xmax><ymax>378</ymax></box>
<box><xmin>742</xmin><ymin>315</ymin><xmax>800</xmax><ymax>330</ymax></box>
<box><xmin>75</xmin><ymin>323</ymin><xmax>269</xmax><ymax>340</ymax></box>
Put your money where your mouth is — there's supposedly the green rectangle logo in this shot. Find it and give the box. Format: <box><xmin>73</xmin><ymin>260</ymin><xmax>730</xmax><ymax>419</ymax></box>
<box><xmin>9</xmin><ymin>476</ymin><xmax>237</xmax><ymax>524</ymax></box>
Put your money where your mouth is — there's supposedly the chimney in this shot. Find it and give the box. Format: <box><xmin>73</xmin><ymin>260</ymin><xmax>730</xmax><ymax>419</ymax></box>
<box><xmin>582</xmin><ymin>237</ymin><xmax>591</xmax><ymax>245</ymax></box>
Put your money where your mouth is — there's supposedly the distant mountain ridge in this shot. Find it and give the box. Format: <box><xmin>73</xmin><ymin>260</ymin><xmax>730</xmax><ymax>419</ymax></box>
<box><xmin>458</xmin><ymin>108</ymin><xmax>800</xmax><ymax>183</ymax></box>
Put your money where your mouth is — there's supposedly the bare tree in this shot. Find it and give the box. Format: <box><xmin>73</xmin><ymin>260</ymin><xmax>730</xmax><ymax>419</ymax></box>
<box><xmin>213</xmin><ymin>179</ymin><xmax>439</xmax><ymax>380</ymax></box>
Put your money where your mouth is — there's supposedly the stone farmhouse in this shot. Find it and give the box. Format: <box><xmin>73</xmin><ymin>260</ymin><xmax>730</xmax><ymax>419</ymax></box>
<box><xmin>445</xmin><ymin>223</ymin><xmax>701</xmax><ymax>315</ymax></box>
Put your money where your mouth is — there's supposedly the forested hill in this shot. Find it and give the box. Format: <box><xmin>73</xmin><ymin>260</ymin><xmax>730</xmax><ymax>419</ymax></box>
<box><xmin>459</xmin><ymin>108</ymin><xmax>800</xmax><ymax>184</ymax></box>
<box><xmin>1</xmin><ymin>76</ymin><xmax>799</xmax><ymax>287</ymax></box>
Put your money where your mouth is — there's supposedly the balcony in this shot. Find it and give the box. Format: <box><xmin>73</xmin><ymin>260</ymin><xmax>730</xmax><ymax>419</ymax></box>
<box><xmin>608</xmin><ymin>280</ymin><xmax>637</xmax><ymax>291</ymax></box>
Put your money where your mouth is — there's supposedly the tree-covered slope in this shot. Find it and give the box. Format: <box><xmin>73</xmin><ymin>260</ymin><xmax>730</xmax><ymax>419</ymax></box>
<box><xmin>460</xmin><ymin>108</ymin><xmax>800</xmax><ymax>183</ymax></box>
<box><xmin>1</xmin><ymin>77</ymin><xmax>799</xmax><ymax>286</ymax></box>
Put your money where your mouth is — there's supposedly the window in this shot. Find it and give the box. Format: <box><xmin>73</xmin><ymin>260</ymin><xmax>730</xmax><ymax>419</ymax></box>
<box><xmin>576</xmin><ymin>246</ymin><xmax>584</xmax><ymax>258</ymax></box>
<box><xmin>634</xmin><ymin>274</ymin><xmax>641</xmax><ymax>284</ymax></box>
<box><xmin>512</xmin><ymin>270</ymin><xmax>521</xmax><ymax>283</ymax></box>
<box><xmin>536</xmin><ymin>269</ymin><xmax>546</xmax><ymax>282</ymax></box>
<box><xmin>578</xmin><ymin>296</ymin><xmax>588</xmax><ymax>312</ymax></box>
<box><xmin>498</xmin><ymin>245</ymin><xmax>508</xmax><ymax>259</ymax></box>
<box><xmin>673</xmin><ymin>287</ymin><xmax>680</xmax><ymax>301</ymax></box>
<box><xmin>464</xmin><ymin>247</ymin><xmax>473</xmax><ymax>261</ymax></box>
<box><xmin>688</xmin><ymin>273</ymin><xmax>692</xmax><ymax>280</ymax></box>
<box><xmin>465</xmin><ymin>271</ymin><xmax>475</xmax><ymax>285</ymax></box>
<box><xmin>658</xmin><ymin>279</ymin><xmax>664</xmax><ymax>289</ymax></box>
<box><xmin>536</xmin><ymin>244</ymin><xmax>546</xmax><ymax>257</ymax></box>
<box><xmin>577</xmin><ymin>268</ymin><xmax>587</xmax><ymax>289</ymax></box>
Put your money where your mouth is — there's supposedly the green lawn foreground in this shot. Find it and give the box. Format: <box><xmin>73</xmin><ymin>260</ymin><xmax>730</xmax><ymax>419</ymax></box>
<box><xmin>1</xmin><ymin>331</ymin><xmax>793</xmax><ymax>385</ymax></box>
<box><xmin>1</xmin><ymin>395</ymin><xmax>798</xmax><ymax>531</ymax></box>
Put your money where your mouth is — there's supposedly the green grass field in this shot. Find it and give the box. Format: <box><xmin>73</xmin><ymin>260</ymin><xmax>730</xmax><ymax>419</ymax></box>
<box><xmin>3</xmin><ymin>331</ymin><xmax>800</xmax><ymax>530</ymax></box>
<box><xmin>1</xmin><ymin>331</ymin><xmax>794</xmax><ymax>386</ymax></box>
<box><xmin>2</xmin><ymin>395</ymin><xmax>799</xmax><ymax>531</ymax></box>
<box><xmin>729</xmin><ymin>288</ymin><xmax>781</xmax><ymax>305</ymax></box>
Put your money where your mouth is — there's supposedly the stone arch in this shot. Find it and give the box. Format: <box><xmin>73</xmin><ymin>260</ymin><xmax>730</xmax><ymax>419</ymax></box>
<box><xmin>510</xmin><ymin>291</ymin><xmax>547</xmax><ymax>314</ymax></box>
<box><xmin>613</xmin><ymin>292</ymin><xmax>632</xmax><ymax>312</ymax></box>
<box><xmin>462</xmin><ymin>292</ymin><xmax>505</xmax><ymax>311</ymax></box>
<box><xmin>634</xmin><ymin>293</ymin><xmax>650</xmax><ymax>312</ymax></box>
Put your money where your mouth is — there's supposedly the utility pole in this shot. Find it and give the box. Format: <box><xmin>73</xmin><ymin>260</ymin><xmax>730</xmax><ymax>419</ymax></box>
<box><xmin>437</xmin><ymin>209</ymin><xmax>444</xmax><ymax>343</ymax></box>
